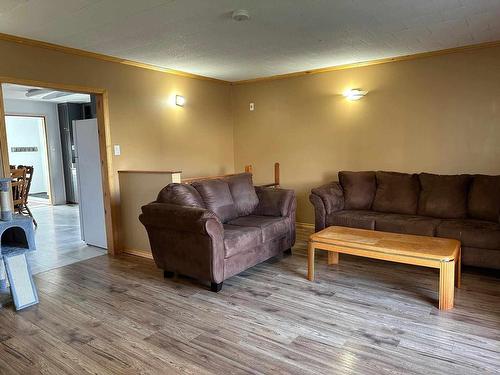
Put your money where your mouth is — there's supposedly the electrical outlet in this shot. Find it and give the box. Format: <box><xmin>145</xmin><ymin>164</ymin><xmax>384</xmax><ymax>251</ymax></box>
<box><xmin>249</xmin><ymin>102</ymin><xmax>255</xmax><ymax>111</ymax></box>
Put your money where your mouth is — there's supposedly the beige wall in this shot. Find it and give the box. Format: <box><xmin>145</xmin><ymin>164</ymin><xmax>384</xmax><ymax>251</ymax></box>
<box><xmin>0</xmin><ymin>39</ymin><xmax>234</xmax><ymax>248</ymax></box>
<box><xmin>232</xmin><ymin>46</ymin><xmax>500</xmax><ymax>223</ymax></box>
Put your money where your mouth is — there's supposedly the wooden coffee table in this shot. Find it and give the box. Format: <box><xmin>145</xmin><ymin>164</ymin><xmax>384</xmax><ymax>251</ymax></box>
<box><xmin>307</xmin><ymin>226</ymin><xmax>461</xmax><ymax>310</ymax></box>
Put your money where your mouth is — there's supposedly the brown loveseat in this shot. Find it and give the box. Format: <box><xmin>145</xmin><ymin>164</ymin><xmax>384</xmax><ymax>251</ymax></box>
<box><xmin>310</xmin><ymin>171</ymin><xmax>500</xmax><ymax>270</ymax></box>
<box><xmin>140</xmin><ymin>173</ymin><xmax>296</xmax><ymax>291</ymax></box>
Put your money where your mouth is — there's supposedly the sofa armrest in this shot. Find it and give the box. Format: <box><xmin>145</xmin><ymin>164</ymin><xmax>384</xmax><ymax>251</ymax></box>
<box><xmin>139</xmin><ymin>202</ymin><xmax>225</xmax><ymax>283</ymax></box>
<box><xmin>309</xmin><ymin>182</ymin><xmax>344</xmax><ymax>231</ymax></box>
<box><xmin>139</xmin><ymin>202</ymin><xmax>221</xmax><ymax>235</ymax></box>
<box><xmin>253</xmin><ymin>187</ymin><xmax>296</xmax><ymax>217</ymax></box>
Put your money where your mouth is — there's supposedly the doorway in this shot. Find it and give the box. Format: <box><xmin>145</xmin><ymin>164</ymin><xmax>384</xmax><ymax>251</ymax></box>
<box><xmin>0</xmin><ymin>82</ymin><xmax>114</xmax><ymax>273</ymax></box>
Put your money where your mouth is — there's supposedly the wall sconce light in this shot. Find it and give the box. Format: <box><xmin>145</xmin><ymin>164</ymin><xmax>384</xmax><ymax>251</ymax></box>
<box><xmin>343</xmin><ymin>88</ymin><xmax>367</xmax><ymax>101</ymax></box>
<box><xmin>175</xmin><ymin>95</ymin><xmax>185</xmax><ymax>107</ymax></box>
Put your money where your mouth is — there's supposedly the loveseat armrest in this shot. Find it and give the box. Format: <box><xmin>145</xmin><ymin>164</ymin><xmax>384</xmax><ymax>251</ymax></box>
<box><xmin>139</xmin><ymin>202</ymin><xmax>222</xmax><ymax>235</ymax></box>
<box><xmin>309</xmin><ymin>181</ymin><xmax>344</xmax><ymax>231</ymax></box>
<box><xmin>253</xmin><ymin>187</ymin><xmax>296</xmax><ymax>217</ymax></box>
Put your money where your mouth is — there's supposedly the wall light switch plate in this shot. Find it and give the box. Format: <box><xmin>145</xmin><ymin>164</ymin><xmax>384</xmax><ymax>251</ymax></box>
<box><xmin>113</xmin><ymin>144</ymin><xmax>121</xmax><ymax>156</ymax></box>
<box><xmin>249</xmin><ymin>102</ymin><xmax>255</xmax><ymax>111</ymax></box>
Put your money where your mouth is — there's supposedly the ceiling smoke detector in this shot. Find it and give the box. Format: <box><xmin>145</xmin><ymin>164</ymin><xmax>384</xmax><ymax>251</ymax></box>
<box><xmin>232</xmin><ymin>9</ymin><xmax>250</xmax><ymax>21</ymax></box>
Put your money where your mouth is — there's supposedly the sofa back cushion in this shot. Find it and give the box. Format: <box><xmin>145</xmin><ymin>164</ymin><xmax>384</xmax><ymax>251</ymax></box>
<box><xmin>468</xmin><ymin>175</ymin><xmax>500</xmax><ymax>222</ymax></box>
<box><xmin>157</xmin><ymin>183</ymin><xmax>205</xmax><ymax>208</ymax></box>
<box><xmin>224</xmin><ymin>173</ymin><xmax>259</xmax><ymax>216</ymax></box>
<box><xmin>418</xmin><ymin>173</ymin><xmax>470</xmax><ymax>219</ymax></box>
<box><xmin>338</xmin><ymin>171</ymin><xmax>376</xmax><ymax>210</ymax></box>
<box><xmin>192</xmin><ymin>179</ymin><xmax>238</xmax><ymax>223</ymax></box>
<box><xmin>372</xmin><ymin>171</ymin><xmax>420</xmax><ymax>215</ymax></box>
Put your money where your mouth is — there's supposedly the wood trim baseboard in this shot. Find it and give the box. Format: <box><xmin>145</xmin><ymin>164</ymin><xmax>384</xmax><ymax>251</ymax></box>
<box><xmin>231</xmin><ymin>39</ymin><xmax>500</xmax><ymax>85</ymax></box>
<box><xmin>0</xmin><ymin>32</ymin><xmax>229</xmax><ymax>84</ymax></box>
<box><xmin>122</xmin><ymin>248</ymin><xmax>154</xmax><ymax>259</ymax></box>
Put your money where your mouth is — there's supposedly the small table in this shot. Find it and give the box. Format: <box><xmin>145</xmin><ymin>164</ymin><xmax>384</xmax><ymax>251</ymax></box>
<box><xmin>307</xmin><ymin>226</ymin><xmax>461</xmax><ymax>310</ymax></box>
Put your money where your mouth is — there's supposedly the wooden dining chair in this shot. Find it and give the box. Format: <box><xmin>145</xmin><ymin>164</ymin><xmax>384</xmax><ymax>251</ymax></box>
<box><xmin>10</xmin><ymin>166</ymin><xmax>37</xmax><ymax>228</ymax></box>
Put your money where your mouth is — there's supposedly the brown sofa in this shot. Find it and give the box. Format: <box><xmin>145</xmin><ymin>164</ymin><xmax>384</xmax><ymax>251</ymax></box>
<box><xmin>310</xmin><ymin>171</ymin><xmax>500</xmax><ymax>270</ymax></box>
<box><xmin>140</xmin><ymin>173</ymin><xmax>296</xmax><ymax>291</ymax></box>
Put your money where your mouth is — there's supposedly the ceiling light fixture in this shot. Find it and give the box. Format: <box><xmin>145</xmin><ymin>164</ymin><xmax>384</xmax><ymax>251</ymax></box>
<box><xmin>232</xmin><ymin>9</ymin><xmax>250</xmax><ymax>21</ymax></box>
<box><xmin>343</xmin><ymin>89</ymin><xmax>367</xmax><ymax>101</ymax></box>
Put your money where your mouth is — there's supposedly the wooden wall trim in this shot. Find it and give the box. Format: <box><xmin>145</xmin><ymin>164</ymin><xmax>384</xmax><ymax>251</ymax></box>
<box><xmin>0</xmin><ymin>32</ymin><xmax>229</xmax><ymax>85</ymax></box>
<box><xmin>231</xmin><ymin>39</ymin><xmax>500</xmax><ymax>85</ymax></box>
<box><xmin>2</xmin><ymin>32</ymin><xmax>500</xmax><ymax>86</ymax></box>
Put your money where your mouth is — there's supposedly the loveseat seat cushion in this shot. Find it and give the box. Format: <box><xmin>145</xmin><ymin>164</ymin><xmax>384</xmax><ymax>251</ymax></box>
<box><xmin>224</xmin><ymin>173</ymin><xmax>259</xmax><ymax>216</ymax></box>
<box><xmin>374</xmin><ymin>213</ymin><xmax>441</xmax><ymax>236</ymax></box>
<box><xmin>372</xmin><ymin>171</ymin><xmax>420</xmax><ymax>215</ymax></box>
<box><xmin>191</xmin><ymin>179</ymin><xmax>237</xmax><ymax>223</ymax></box>
<box><xmin>418</xmin><ymin>173</ymin><xmax>470</xmax><ymax>219</ymax></box>
<box><xmin>227</xmin><ymin>215</ymin><xmax>290</xmax><ymax>243</ymax></box>
<box><xmin>339</xmin><ymin>171</ymin><xmax>376</xmax><ymax>210</ymax></box>
<box><xmin>157</xmin><ymin>183</ymin><xmax>205</xmax><ymax>208</ymax></box>
<box><xmin>326</xmin><ymin>210</ymin><xmax>379</xmax><ymax>230</ymax></box>
<box><xmin>467</xmin><ymin>175</ymin><xmax>500</xmax><ymax>222</ymax></box>
<box><xmin>436</xmin><ymin>219</ymin><xmax>500</xmax><ymax>250</ymax></box>
<box><xmin>223</xmin><ymin>224</ymin><xmax>262</xmax><ymax>258</ymax></box>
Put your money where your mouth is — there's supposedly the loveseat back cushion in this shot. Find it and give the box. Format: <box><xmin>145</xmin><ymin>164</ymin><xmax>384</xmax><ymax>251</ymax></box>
<box><xmin>156</xmin><ymin>183</ymin><xmax>205</xmax><ymax>208</ymax></box>
<box><xmin>372</xmin><ymin>171</ymin><xmax>420</xmax><ymax>215</ymax></box>
<box><xmin>191</xmin><ymin>179</ymin><xmax>238</xmax><ymax>223</ymax></box>
<box><xmin>338</xmin><ymin>171</ymin><xmax>376</xmax><ymax>210</ymax></box>
<box><xmin>417</xmin><ymin>173</ymin><xmax>470</xmax><ymax>219</ymax></box>
<box><xmin>467</xmin><ymin>175</ymin><xmax>500</xmax><ymax>222</ymax></box>
<box><xmin>224</xmin><ymin>173</ymin><xmax>259</xmax><ymax>216</ymax></box>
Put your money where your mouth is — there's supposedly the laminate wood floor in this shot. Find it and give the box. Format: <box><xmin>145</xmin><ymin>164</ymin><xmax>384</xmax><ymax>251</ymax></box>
<box><xmin>0</xmin><ymin>231</ymin><xmax>499</xmax><ymax>374</ymax></box>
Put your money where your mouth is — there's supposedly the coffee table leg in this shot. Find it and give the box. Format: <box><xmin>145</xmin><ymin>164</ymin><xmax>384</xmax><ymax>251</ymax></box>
<box><xmin>439</xmin><ymin>260</ymin><xmax>455</xmax><ymax>310</ymax></box>
<box><xmin>307</xmin><ymin>242</ymin><xmax>315</xmax><ymax>281</ymax></box>
<box><xmin>327</xmin><ymin>251</ymin><xmax>339</xmax><ymax>265</ymax></box>
<box><xmin>455</xmin><ymin>247</ymin><xmax>461</xmax><ymax>289</ymax></box>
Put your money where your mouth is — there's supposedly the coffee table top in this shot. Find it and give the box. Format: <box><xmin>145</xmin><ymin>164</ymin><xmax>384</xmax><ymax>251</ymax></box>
<box><xmin>310</xmin><ymin>226</ymin><xmax>460</xmax><ymax>261</ymax></box>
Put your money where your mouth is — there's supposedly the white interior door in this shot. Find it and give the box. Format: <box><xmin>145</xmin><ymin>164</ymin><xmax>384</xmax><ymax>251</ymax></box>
<box><xmin>73</xmin><ymin>119</ymin><xmax>107</xmax><ymax>249</ymax></box>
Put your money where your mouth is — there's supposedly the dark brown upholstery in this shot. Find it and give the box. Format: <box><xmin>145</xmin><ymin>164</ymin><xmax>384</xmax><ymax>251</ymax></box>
<box><xmin>436</xmin><ymin>219</ymin><xmax>500</xmax><ymax>250</ymax></box>
<box><xmin>192</xmin><ymin>179</ymin><xmax>238</xmax><ymax>223</ymax></box>
<box><xmin>339</xmin><ymin>171</ymin><xmax>376</xmax><ymax>210</ymax></box>
<box><xmin>372</xmin><ymin>171</ymin><xmax>419</xmax><ymax>215</ymax></box>
<box><xmin>157</xmin><ymin>183</ymin><xmax>205</xmax><ymax>207</ymax></box>
<box><xmin>224</xmin><ymin>173</ymin><xmax>259</xmax><ymax>216</ymax></box>
<box><xmin>310</xmin><ymin>171</ymin><xmax>500</xmax><ymax>270</ymax></box>
<box><xmin>374</xmin><ymin>213</ymin><xmax>441</xmax><ymax>236</ymax></box>
<box><xmin>467</xmin><ymin>175</ymin><xmax>500</xmax><ymax>222</ymax></box>
<box><xmin>140</xmin><ymin>173</ymin><xmax>296</xmax><ymax>290</ymax></box>
<box><xmin>418</xmin><ymin>173</ymin><xmax>470</xmax><ymax>219</ymax></box>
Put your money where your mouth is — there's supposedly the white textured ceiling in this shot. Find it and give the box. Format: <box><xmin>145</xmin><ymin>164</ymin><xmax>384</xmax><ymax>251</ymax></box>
<box><xmin>0</xmin><ymin>0</ymin><xmax>499</xmax><ymax>81</ymax></box>
<box><xmin>2</xmin><ymin>84</ymin><xmax>91</xmax><ymax>103</ymax></box>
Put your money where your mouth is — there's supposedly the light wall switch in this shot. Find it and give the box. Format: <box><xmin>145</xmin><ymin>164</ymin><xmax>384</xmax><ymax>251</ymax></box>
<box><xmin>249</xmin><ymin>102</ymin><xmax>255</xmax><ymax>111</ymax></box>
<box><xmin>113</xmin><ymin>144</ymin><xmax>121</xmax><ymax>156</ymax></box>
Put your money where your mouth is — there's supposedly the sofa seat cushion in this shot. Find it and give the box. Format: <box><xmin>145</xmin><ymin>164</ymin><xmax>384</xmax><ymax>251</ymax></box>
<box><xmin>223</xmin><ymin>225</ymin><xmax>262</xmax><ymax>258</ymax></box>
<box><xmin>224</xmin><ymin>173</ymin><xmax>259</xmax><ymax>216</ymax></box>
<box><xmin>467</xmin><ymin>175</ymin><xmax>500</xmax><ymax>222</ymax></box>
<box><xmin>326</xmin><ymin>210</ymin><xmax>379</xmax><ymax>230</ymax></box>
<box><xmin>418</xmin><ymin>173</ymin><xmax>470</xmax><ymax>219</ymax></box>
<box><xmin>374</xmin><ymin>213</ymin><xmax>441</xmax><ymax>236</ymax></box>
<box><xmin>372</xmin><ymin>171</ymin><xmax>420</xmax><ymax>215</ymax></box>
<box><xmin>339</xmin><ymin>171</ymin><xmax>376</xmax><ymax>210</ymax></box>
<box><xmin>227</xmin><ymin>215</ymin><xmax>289</xmax><ymax>243</ymax></box>
<box><xmin>191</xmin><ymin>179</ymin><xmax>238</xmax><ymax>223</ymax></box>
<box><xmin>436</xmin><ymin>219</ymin><xmax>500</xmax><ymax>250</ymax></box>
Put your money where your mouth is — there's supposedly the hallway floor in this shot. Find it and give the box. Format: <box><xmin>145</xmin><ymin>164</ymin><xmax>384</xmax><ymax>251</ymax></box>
<box><xmin>26</xmin><ymin>204</ymin><xmax>107</xmax><ymax>275</ymax></box>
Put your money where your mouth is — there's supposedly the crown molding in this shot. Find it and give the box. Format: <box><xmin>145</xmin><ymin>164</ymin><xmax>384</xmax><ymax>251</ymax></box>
<box><xmin>1</xmin><ymin>32</ymin><xmax>499</xmax><ymax>86</ymax></box>
<box><xmin>231</xmin><ymin>39</ymin><xmax>500</xmax><ymax>85</ymax></box>
<box><xmin>0</xmin><ymin>32</ymin><xmax>230</xmax><ymax>84</ymax></box>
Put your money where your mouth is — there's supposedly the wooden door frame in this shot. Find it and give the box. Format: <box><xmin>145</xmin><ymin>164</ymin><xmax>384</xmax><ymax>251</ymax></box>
<box><xmin>4</xmin><ymin>114</ymin><xmax>53</xmax><ymax>205</ymax></box>
<box><xmin>0</xmin><ymin>76</ymin><xmax>117</xmax><ymax>255</ymax></box>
